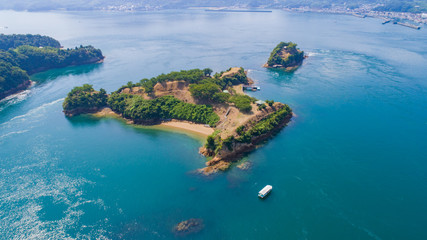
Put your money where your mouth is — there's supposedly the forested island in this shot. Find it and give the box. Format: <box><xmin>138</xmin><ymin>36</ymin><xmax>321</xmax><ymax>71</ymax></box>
<box><xmin>63</xmin><ymin>67</ymin><xmax>292</xmax><ymax>174</ymax></box>
<box><xmin>0</xmin><ymin>34</ymin><xmax>104</xmax><ymax>100</ymax></box>
<box><xmin>264</xmin><ymin>42</ymin><xmax>305</xmax><ymax>71</ymax></box>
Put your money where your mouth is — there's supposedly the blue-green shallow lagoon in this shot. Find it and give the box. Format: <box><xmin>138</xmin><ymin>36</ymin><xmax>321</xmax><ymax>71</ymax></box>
<box><xmin>0</xmin><ymin>10</ymin><xmax>426</xmax><ymax>239</ymax></box>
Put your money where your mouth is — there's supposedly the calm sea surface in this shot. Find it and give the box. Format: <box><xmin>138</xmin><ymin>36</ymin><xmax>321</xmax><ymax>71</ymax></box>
<box><xmin>0</xmin><ymin>10</ymin><xmax>426</xmax><ymax>239</ymax></box>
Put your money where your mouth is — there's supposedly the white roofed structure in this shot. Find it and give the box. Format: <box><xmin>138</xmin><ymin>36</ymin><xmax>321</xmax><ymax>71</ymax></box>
<box><xmin>258</xmin><ymin>185</ymin><xmax>272</xmax><ymax>198</ymax></box>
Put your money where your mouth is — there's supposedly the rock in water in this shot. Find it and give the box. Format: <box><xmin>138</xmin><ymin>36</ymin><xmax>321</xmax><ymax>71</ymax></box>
<box><xmin>173</xmin><ymin>218</ymin><xmax>204</xmax><ymax>236</ymax></box>
<box><xmin>237</xmin><ymin>161</ymin><xmax>252</xmax><ymax>170</ymax></box>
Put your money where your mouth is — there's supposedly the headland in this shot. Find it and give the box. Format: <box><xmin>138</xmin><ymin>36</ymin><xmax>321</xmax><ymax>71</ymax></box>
<box><xmin>63</xmin><ymin>67</ymin><xmax>292</xmax><ymax>174</ymax></box>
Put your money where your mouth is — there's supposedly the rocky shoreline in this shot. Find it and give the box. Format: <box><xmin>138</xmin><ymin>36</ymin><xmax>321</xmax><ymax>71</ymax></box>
<box><xmin>198</xmin><ymin>104</ymin><xmax>292</xmax><ymax>175</ymax></box>
<box><xmin>1</xmin><ymin>57</ymin><xmax>105</xmax><ymax>101</ymax></box>
<box><xmin>63</xmin><ymin>107</ymin><xmax>103</xmax><ymax>117</ymax></box>
<box><xmin>264</xmin><ymin>42</ymin><xmax>305</xmax><ymax>72</ymax></box>
<box><xmin>62</xmin><ymin>68</ymin><xmax>293</xmax><ymax>175</ymax></box>
<box><xmin>263</xmin><ymin>61</ymin><xmax>303</xmax><ymax>72</ymax></box>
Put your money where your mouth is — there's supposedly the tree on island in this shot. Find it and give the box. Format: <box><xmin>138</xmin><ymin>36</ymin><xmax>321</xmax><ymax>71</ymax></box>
<box><xmin>63</xmin><ymin>84</ymin><xmax>108</xmax><ymax>113</ymax></box>
<box><xmin>229</xmin><ymin>94</ymin><xmax>255</xmax><ymax>113</ymax></box>
<box><xmin>266</xmin><ymin>42</ymin><xmax>304</xmax><ymax>70</ymax></box>
<box><xmin>203</xmin><ymin>68</ymin><xmax>213</xmax><ymax>77</ymax></box>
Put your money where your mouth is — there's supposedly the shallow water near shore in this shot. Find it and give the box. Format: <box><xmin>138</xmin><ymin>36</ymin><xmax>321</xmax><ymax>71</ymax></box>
<box><xmin>1</xmin><ymin>10</ymin><xmax>427</xmax><ymax>239</ymax></box>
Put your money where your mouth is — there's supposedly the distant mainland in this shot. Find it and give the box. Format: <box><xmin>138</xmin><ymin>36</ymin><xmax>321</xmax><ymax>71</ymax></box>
<box><xmin>63</xmin><ymin>67</ymin><xmax>293</xmax><ymax>175</ymax></box>
<box><xmin>0</xmin><ymin>34</ymin><xmax>104</xmax><ymax>100</ymax></box>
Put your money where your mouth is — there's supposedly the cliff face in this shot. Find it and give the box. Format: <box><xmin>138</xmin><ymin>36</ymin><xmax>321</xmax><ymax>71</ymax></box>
<box><xmin>199</xmin><ymin>103</ymin><xmax>292</xmax><ymax>175</ymax></box>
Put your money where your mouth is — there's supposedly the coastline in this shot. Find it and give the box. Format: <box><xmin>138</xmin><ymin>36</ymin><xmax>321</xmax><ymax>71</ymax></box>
<box><xmin>91</xmin><ymin>108</ymin><xmax>213</xmax><ymax>140</ymax></box>
<box><xmin>64</xmin><ymin>67</ymin><xmax>292</xmax><ymax>174</ymax></box>
<box><xmin>158</xmin><ymin>121</ymin><xmax>214</xmax><ymax>137</ymax></box>
<box><xmin>0</xmin><ymin>80</ymin><xmax>33</xmax><ymax>101</ymax></box>
<box><xmin>282</xmin><ymin>8</ymin><xmax>426</xmax><ymax>27</ymax></box>
<box><xmin>1</xmin><ymin>57</ymin><xmax>105</xmax><ymax>101</ymax></box>
<box><xmin>263</xmin><ymin>56</ymin><xmax>307</xmax><ymax>72</ymax></box>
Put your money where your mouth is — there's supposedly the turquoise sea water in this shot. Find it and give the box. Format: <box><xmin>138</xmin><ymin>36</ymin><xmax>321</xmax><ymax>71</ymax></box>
<box><xmin>0</xmin><ymin>10</ymin><xmax>426</xmax><ymax>239</ymax></box>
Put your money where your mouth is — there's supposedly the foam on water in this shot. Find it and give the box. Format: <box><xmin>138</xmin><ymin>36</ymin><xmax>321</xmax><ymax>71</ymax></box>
<box><xmin>0</xmin><ymin>89</ymin><xmax>32</xmax><ymax>112</ymax></box>
<box><xmin>0</xmin><ymin>161</ymin><xmax>108</xmax><ymax>239</ymax></box>
<box><xmin>0</xmin><ymin>130</ymin><xmax>29</xmax><ymax>140</ymax></box>
<box><xmin>1</xmin><ymin>98</ymin><xmax>64</xmax><ymax>128</ymax></box>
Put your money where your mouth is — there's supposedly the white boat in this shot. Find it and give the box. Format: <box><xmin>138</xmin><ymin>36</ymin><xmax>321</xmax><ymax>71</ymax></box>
<box><xmin>258</xmin><ymin>185</ymin><xmax>272</xmax><ymax>198</ymax></box>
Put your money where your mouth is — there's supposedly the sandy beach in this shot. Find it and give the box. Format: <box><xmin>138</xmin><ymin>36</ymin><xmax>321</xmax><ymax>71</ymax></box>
<box><xmin>158</xmin><ymin>121</ymin><xmax>214</xmax><ymax>137</ymax></box>
<box><xmin>92</xmin><ymin>108</ymin><xmax>213</xmax><ymax>138</ymax></box>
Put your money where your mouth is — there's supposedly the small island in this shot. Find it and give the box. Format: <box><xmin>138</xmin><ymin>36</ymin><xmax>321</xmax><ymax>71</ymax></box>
<box><xmin>0</xmin><ymin>34</ymin><xmax>104</xmax><ymax>100</ymax></box>
<box><xmin>264</xmin><ymin>42</ymin><xmax>305</xmax><ymax>71</ymax></box>
<box><xmin>63</xmin><ymin>67</ymin><xmax>292</xmax><ymax>175</ymax></box>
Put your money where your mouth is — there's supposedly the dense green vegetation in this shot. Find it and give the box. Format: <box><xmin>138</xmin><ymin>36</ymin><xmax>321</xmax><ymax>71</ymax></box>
<box><xmin>64</xmin><ymin>67</ymin><xmax>257</xmax><ymax>126</ymax></box>
<box><xmin>0</xmin><ymin>50</ymin><xmax>29</xmax><ymax>97</ymax></box>
<box><xmin>236</xmin><ymin>104</ymin><xmax>292</xmax><ymax>143</ymax></box>
<box><xmin>215</xmin><ymin>68</ymin><xmax>249</xmax><ymax>88</ymax></box>
<box><xmin>108</xmin><ymin>94</ymin><xmax>219</xmax><ymax>126</ymax></box>
<box><xmin>204</xmin><ymin>130</ymin><xmax>222</xmax><ymax>152</ymax></box>
<box><xmin>120</xmin><ymin>67</ymin><xmax>250</xmax><ymax>107</ymax></box>
<box><xmin>63</xmin><ymin>84</ymin><xmax>108</xmax><ymax>111</ymax></box>
<box><xmin>0</xmin><ymin>34</ymin><xmax>104</xmax><ymax>99</ymax></box>
<box><xmin>204</xmin><ymin>104</ymin><xmax>292</xmax><ymax>153</ymax></box>
<box><xmin>0</xmin><ymin>34</ymin><xmax>60</xmax><ymax>50</ymax></box>
<box><xmin>188</xmin><ymin>67</ymin><xmax>249</xmax><ymax>103</ymax></box>
<box><xmin>265</xmin><ymin>100</ymin><xmax>275</xmax><ymax>106</ymax></box>
<box><xmin>189</xmin><ymin>82</ymin><xmax>220</xmax><ymax>100</ymax></box>
<box><xmin>189</xmin><ymin>82</ymin><xmax>230</xmax><ymax>103</ymax></box>
<box><xmin>0</xmin><ymin>60</ymin><xmax>29</xmax><ymax>98</ymax></box>
<box><xmin>229</xmin><ymin>94</ymin><xmax>255</xmax><ymax>112</ymax></box>
<box><xmin>120</xmin><ymin>67</ymin><xmax>248</xmax><ymax>99</ymax></box>
<box><xmin>15</xmin><ymin>45</ymin><xmax>104</xmax><ymax>74</ymax></box>
<box><xmin>120</xmin><ymin>68</ymin><xmax>210</xmax><ymax>93</ymax></box>
<box><xmin>267</xmin><ymin>42</ymin><xmax>304</xmax><ymax>68</ymax></box>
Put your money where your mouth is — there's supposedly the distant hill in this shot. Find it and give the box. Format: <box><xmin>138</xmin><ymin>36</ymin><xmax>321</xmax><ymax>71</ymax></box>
<box><xmin>0</xmin><ymin>34</ymin><xmax>60</xmax><ymax>50</ymax></box>
<box><xmin>0</xmin><ymin>34</ymin><xmax>104</xmax><ymax>100</ymax></box>
<box><xmin>0</xmin><ymin>0</ymin><xmax>426</xmax><ymax>13</ymax></box>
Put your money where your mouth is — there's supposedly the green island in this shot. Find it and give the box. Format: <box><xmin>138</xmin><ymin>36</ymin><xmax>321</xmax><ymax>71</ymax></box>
<box><xmin>0</xmin><ymin>34</ymin><xmax>104</xmax><ymax>100</ymax></box>
<box><xmin>264</xmin><ymin>41</ymin><xmax>305</xmax><ymax>71</ymax></box>
<box><xmin>63</xmin><ymin>67</ymin><xmax>292</xmax><ymax>174</ymax></box>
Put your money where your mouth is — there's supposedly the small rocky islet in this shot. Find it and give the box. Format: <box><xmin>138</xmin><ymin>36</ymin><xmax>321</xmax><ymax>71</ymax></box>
<box><xmin>264</xmin><ymin>41</ymin><xmax>305</xmax><ymax>71</ymax></box>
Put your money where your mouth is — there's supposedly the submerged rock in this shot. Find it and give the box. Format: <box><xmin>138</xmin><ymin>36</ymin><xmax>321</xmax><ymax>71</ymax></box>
<box><xmin>237</xmin><ymin>161</ymin><xmax>252</xmax><ymax>170</ymax></box>
<box><xmin>173</xmin><ymin>218</ymin><xmax>204</xmax><ymax>236</ymax></box>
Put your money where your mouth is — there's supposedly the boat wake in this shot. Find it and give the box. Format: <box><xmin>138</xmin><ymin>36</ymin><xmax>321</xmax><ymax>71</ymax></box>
<box><xmin>0</xmin><ymin>89</ymin><xmax>32</xmax><ymax>112</ymax></box>
<box><xmin>306</xmin><ymin>51</ymin><xmax>318</xmax><ymax>57</ymax></box>
<box><xmin>0</xmin><ymin>98</ymin><xmax>64</xmax><ymax>140</ymax></box>
<box><xmin>1</xmin><ymin>98</ymin><xmax>64</xmax><ymax>127</ymax></box>
<box><xmin>0</xmin><ymin>130</ymin><xmax>30</xmax><ymax>140</ymax></box>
